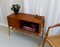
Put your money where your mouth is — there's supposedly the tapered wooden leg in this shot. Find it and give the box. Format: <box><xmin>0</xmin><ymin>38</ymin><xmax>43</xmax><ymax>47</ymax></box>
<box><xmin>42</xmin><ymin>28</ymin><xmax>44</xmax><ymax>38</ymax></box>
<box><xmin>8</xmin><ymin>26</ymin><xmax>10</xmax><ymax>36</ymax></box>
<box><xmin>38</xmin><ymin>35</ymin><xmax>40</xmax><ymax>46</ymax></box>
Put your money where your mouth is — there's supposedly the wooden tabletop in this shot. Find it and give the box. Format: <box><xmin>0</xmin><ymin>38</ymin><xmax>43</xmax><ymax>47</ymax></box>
<box><xmin>8</xmin><ymin>13</ymin><xmax>44</xmax><ymax>24</ymax></box>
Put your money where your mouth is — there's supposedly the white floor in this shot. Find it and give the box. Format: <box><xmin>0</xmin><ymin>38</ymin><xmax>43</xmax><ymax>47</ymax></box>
<box><xmin>0</xmin><ymin>25</ymin><xmax>49</xmax><ymax>47</ymax></box>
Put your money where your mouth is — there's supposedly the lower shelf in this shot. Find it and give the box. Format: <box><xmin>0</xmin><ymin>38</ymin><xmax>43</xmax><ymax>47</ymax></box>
<box><xmin>14</xmin><ymin>28</ymin><xmax>39</xmax><ymax>37</ymax></box>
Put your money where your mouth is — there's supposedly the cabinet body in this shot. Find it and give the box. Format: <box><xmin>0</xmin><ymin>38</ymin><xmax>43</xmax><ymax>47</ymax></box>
<box><xmin>7</xmin><ymin>13</ymin><xmax>45</xmax><ymax>36</ymax></box>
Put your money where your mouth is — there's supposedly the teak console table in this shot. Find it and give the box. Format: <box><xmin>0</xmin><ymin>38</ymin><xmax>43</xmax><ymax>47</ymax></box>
<box><xmin>7</xmin><ymin>13</ymin><xmax>45</xmax><ymax>45</ymax></box>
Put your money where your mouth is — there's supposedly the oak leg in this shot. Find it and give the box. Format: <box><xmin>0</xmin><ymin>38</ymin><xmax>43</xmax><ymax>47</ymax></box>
<box><xmin>38</xmin><ymin>24</ymin><xmax>43</xmax><ymax>45</ymax></box>
<box><xmin>38</xmin><ymin>35</ymin><xmax>40</xmax><ymax>46</ymax></box>
<box><xmin>42</xmin><ymin>28</ymin><xmax>44</xmax><ymax>38</ymax></box>
<box><xmin>8</xmin><ymin>26</ymin><xmax>10</xmax><ymax>36</ymax></box>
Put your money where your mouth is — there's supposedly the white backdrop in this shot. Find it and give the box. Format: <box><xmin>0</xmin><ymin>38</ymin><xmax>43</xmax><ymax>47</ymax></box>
<box><xmin>0</xmin><ymin>0</ymin><xmax>60</xmax><ymax>35</ymax></box>
<box><xmin>23</xmin><ymin>0</ymin><xmax>60</xmax><ymax>35</ymax></box>
<box><xmin>0</xmin><ymin>0</ymin><xmax>24</xmax><ymax>26</ymax></box>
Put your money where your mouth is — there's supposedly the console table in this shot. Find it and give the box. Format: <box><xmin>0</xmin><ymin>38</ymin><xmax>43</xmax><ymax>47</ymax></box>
<box><xmin>7</xmin><ymin>13</ymin><xmax>45</xmax><ymax>45</ymax></box>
